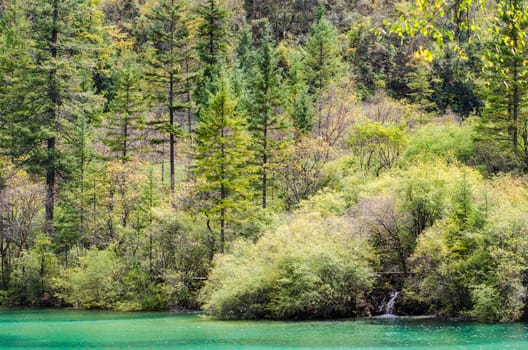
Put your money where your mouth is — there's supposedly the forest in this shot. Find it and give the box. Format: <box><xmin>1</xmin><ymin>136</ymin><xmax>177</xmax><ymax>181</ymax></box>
<box><xmin>0</xmin><ymin>0</ymin><xmax>527</xmax><ymax>323</ymax></box>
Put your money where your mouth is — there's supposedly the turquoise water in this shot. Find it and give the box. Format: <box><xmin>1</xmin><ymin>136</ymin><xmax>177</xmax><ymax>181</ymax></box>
<box><xmin>0</xmin><ymin>310</ymin><xmax>527</xmax><ymax>349</ymax></box>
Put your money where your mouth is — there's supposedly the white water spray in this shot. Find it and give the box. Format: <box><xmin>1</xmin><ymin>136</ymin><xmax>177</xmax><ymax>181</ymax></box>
<box><xmin>384</xmin><ymin>291</ymin><xmax>399</xmax><ymax>315</ymax></box>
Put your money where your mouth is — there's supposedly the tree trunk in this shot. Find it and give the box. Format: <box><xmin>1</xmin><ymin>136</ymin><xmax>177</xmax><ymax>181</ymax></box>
<box><xmin>45</xmin><ymin>137</ymin><xmax>56</xmax><ymax>236</ymax></box>
<box><xmin>123</xmin><ymin>86</ymin><xmax>130</xmax><ymax>160</ymax></box>
<box><xmin>168</xmin><ymin>0</ymin><xmax>176</xmax><ymax>193</ymax></box>
<box><xmin>209</xmin><ymin>0</ymin><xmax>215</xmax><ymax>63</ymax></box>
<box><xmin>185</xmin><ymin>56</ymin><xmax>193</xmax><ymax>135</ymax></box>
<box><xmin>317</xmin><ymin>39</ymin><xmax>323</xmax><ymax>135</ymax></box>
<box><xmin>512</xmin><ymin>36</ymin><xmax>519</xmax><ymax>153</ymax></box>
<box><xmin>80</xmin><ymin>116</ymin><xmax>86</xmax><ymax>240</ymax></box>
<box><xmin>45</xmin><ymin>0</ymin><xmax>59</xmax><ymax>236</ymax></box>
<box><xmin>169</xmin><ymin>72</ymin><xmax>175</xmax><ymax>193</ymax></box>
<box><xmin>220</xmin><ymin>101</ymin><xmax>226</xmax><ymax>253</ymax></box>
<box><xmin>262</xmin><ymin>113</ymin><xmax>268</xmax><ymax>209</ymax></box>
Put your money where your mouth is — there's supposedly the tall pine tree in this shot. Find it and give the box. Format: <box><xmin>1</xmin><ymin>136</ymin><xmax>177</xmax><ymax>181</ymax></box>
<box><xmin>144</xmin><ymin>0</ymin><xmax>194</xmax><ymax>192</ymax></box>
<box><xmin>1</xmin><ymin>0</ymin><xmax>105</xmax><ymax>235</ymax></box>
<box><xmin>195</xmin><ymin>72</ymin><xmax>254</xmax><ymax>254</ymax></box>
<box><xmin>194</xmin><ymin>0</ymin><xmax>229</xmax><ymax>109</ymax></box>
<box><xmin>104</xmin><ymin>49</ymin><xmax>147</xmax><ymax>161</ymax></box>
<box><xmin>249</xmin><ymin>24</ymin><xmax>284</xmax><ymax>209</ymax></box>
<box><xmin>479</xmin><ymin>0</ymin><xmax>528</xmax><ymax>165</ymax></box>
<box><xmin>305</xmin><ymin>14</ymin><xmax>344</xmax><ymax>133</ymax></box>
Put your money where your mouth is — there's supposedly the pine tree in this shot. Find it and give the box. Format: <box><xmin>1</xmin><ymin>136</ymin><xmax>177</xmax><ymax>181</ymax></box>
<box><xmin>236</xmin><ymin>26</ymin><xmax>255</xmax><ymax>74</ymax></box>
<box><xmin>0</xmin><ymin>0</ymin><xmax>31</xmax><ymax>155</ymax></box>
<box><xmin>479</xmin><ymin>0</ymin><xmax>528</xmax><ymax>165</ymax></box>
<box><xmin>285</xmin><ymin>49</ymin><xmax>314</xmax><ymax>134</ymax></box>
<box><xmin>104</xmin><ymin>50</ymin><xmax>147</xmax><ymax>161</ymax></box>
<box><xmin>194</xmin><ymin>0</ymin><xmax>229</xmax><ymax>109</ymax></box>
<box><xmin>0</xmin><ymin>0</ymin><xmax>105</xmax><ymax>235</ymax></box>
<box><xmin>195</xmin><ymin>72</ymin><xmax>254</xmax><ymax>254</ymax></box>
<box><xmin>54</xmin><ymin>114</ymin><xmax>97</xmax><ymax>256</ymax></box>
<box><xmin>249</xmin><ymin>24</ymin><xmax>284</xmax><ymax>209</ymax></box>
<box><xmin>232</xmin><ymin>27</ymin><xmax>255</xmax><ymax>117</ymax></box>
<box><xmin>144</xmin><ymin>0</ymin><xmax>195</xmax><ymax>192</ymax></box>
<box><xmin>305</xmin><ymin>14</ymin><xmax>344</xmax><ymax>133</ymax></box>
<box><xmin>406</xmin><ymin>59</ymin><xmax>439</xmax><ymax>117</ymax></box>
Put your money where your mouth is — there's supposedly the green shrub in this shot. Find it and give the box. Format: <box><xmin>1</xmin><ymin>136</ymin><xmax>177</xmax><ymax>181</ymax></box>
<box><xmin>471</xmin><ymin>285</ymin><xmax>500</xmax><ymax>322</ymax></box>
<box><xmin>406</xmin><ymin>174</ymin><xmax>528</xmax><ymax>321</ymax></box>
<box><xmin>347</xmin><ymin>121</ymin><xmax>408</xmax><ymax>175</ymax></box>
<box><xmin>54</xmin><ymin>248</ymin><xmax>124</xmax><ymax>309</ymax></box>
<box><xmin>9</xmin><ymin>234</ymin><xmax>59</xmax><ymax>306</ymax></box>
<box><xmin>201</xmin><ymin>213</ymin><xmax>374</xmax><ymax>319</ymax></box>
<box><xmin>470</xmin><ymin>141</ymin><xmax>523</xmax><ymax>175</ymax></box>
<box><xmin>402</xmin><ymin>122</ymin><xmax>475</xmax><ymax>164</ymax></box>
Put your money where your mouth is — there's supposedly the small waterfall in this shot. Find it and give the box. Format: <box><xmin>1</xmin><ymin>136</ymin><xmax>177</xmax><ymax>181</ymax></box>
<box><xmin>375</xmin><ymin>291</ymin><xmax>400</xmax><ymax>318</ymax></box>
<box><xmin>385</xmin><ymin>291</ymin><xmax>399</xmax><ymax>315</ymax></box>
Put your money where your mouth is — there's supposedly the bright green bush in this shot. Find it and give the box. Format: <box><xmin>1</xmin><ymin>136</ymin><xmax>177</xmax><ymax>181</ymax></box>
<box><xmin>54</xmin><ymin>248</ymin><xmax>124</xmax><ymax>309</ymax></box>
<box><xmin>406</xmin><ymin>174</ymin><xmax>528</xmax><ymax>321</ymax></box>
<box><xmin>9</xmin><ymin>234</ymin><xmax>59</xmax><ymax>306</ymax></box>
<box><xmin>402</xmin><ymin>121</ymin><xmax>475</xmax><ymax>163</ymax></box>
<box><xmin>151</xmin><ymin>210</ymin><xmax>212</xmax><ymax>308</ymax></box>
<box><xmin>346</xmin><ymin>121</ymin><xmax>408</xmax><ymax>175</ymax></box>
<box><xmin>201</xmin><ymin>213</ymin><xmax>374</xmax><ymax>319</ymax></box>
<box><xmin>471</xmin><ymin>285</ymin><xmax>500</xmax><ymax>322</ymax></box>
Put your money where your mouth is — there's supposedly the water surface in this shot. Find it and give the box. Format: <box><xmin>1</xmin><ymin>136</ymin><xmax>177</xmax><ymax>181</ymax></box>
<box><xmin>0</xmin><ymin>309</ymin><xmax>527</xmax><ymax>349</ymax></box>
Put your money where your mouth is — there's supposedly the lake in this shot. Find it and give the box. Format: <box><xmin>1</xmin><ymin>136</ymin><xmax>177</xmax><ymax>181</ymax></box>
<box><xmin>0</xmin><ymin>310</ymin><xmax>527</xmax><ymax>349</ymax></box>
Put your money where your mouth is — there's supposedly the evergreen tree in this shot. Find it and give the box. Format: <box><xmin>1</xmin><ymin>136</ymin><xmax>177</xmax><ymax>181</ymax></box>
<box><xmin>0</xmin><ymin>0</ymin><xmax>31</xmax><ymax>155</ymax></box>
<box><xmin>194</xmin><ymin>0</ymin><xmax>229</xmax><ymax>109</ymax></box>
<box><xmin>144</xmin><ymin>0</ymin><xmax>194</xmax><ymax>192</ymax></box>
<box><xmin>195</xmin><ymin>72</ymin><xmax>254</xmax><ymax>254</ymax></box>
<box><xmin>0</xmin><ymin>0</ymin><xmax>105</xmax><ymax>235</ymax></box>
<box><xmin>54</xmin><ymin>114</ymin><xmax>97</xmax><ymax>256</ymax></box>
<box><xmin>104</xmin><ymin>50</ymin><xmax>147</xmax><ymax>161</ymax></box>
<box><xmin>479</xmin><ymin>0</ymin><xmax>528</xmax><ymax>165</ymax></box>
<box><xmin>406</xmin><ymin>59</ymin><xmax>439</xmax><ymax>116</ymax></box>
<box><xmin>235</xmin><ymin>26</ymin><xmax>255</xmax><ymax>74</ymax></box>
<box><xmin>305</xmin><ymin>15</ymin><xmax>344</xmax><ymax>133</ymax></box>
<box><xmin>285</xmin><ymin>49</ymin><xmax>314</xmax><ymax>134</ymax></box>
<box><xmin>231</xmin><ymin>27</ymin><xmax>255</xmax><ymax>117</ymax></box>
<box><xmin>249</xmin><ymin>25</ymin><xmax>284</xmax><ymax>209</ymax></box>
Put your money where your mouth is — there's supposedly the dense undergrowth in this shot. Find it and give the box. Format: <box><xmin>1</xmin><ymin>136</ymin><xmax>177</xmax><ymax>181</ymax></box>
<box><xmin>2</xmin><ymin>0</ymin><xmax>528</xmax><ymax>323</ymax></box>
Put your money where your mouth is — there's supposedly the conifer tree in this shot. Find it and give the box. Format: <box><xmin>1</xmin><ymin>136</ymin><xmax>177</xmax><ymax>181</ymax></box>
<box><xmin>195</xmin><ymin>72</ymin><xmax>254</xmax><ymax>254</ymax></box>
<box><xmin>406</xmin><ymin>59</ymin><xmax>439</xmax><ymax>116</ymax></box>
<box><xmin>0</xmin><ymin>0</ymin><xmax>105</xmax><ymax>235</ymax></box>
<box><xmin>479</xmin><ymin>0</ymin><xmax>528</xmax><ymax>164</ymax></box>
<box><xmin>249</xmin><ymin>24</ymin><xmax>284</xmax><ymax>209</ymax></box>
<box><xmin>305</xmin><ymin>14</ymin><xmax>344</xmax><ymax>133</ymax></box>
<box><xmin>144</xmin><ymin>0</ymin><xmax>194</xmax><ymax>192</ymax></box>
<box><xmin>232</xmin><ymin>27</ymin><xmax>255</xmax><ymax>116</ymax></box>
<box><xmin>104</xmin><ymin>50</ymin><xmax>147</xmax><ymax>161</ymax></box>
<box><xmin>194</xmin><ymin>0</ymin><xmax>229</xmax><ymax>109</ymax></box>
<box><xmin>236</xmin><ymin>26</ymin><xmax>255</xmax><ymax>74</ymax></box>
<box><xmin>285</xmin><ymin>49</ymin><xmax>314</xmax><ymax>134</ymax></box>
<box><xmin>0</xmin><ymin>0</ymin><xmax>31</xmax><ymax>153</ymax></box>
<box><xmin>54</xmin><ymin>114</ymin><xmax>97</xmax><ymax>255</ymax></box>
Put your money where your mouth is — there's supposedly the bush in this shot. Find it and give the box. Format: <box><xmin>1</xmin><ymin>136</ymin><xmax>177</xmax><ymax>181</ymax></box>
<box><xmin>346</xmin><ymin>121</ymin><xmax>407</xmax><ymax>176</ymax></box>
<box><xmin>201</xmin><ymin>213</ymin><xmax>374</xmax><ymax>319</ymax></box>
<box><xmin>471</xmin><ymin>285</ymin><xmax>500</xmax><ymax>322</ymax></box>
<box><xmin>54</xmin><ymin>248</ymin><xmax>124</xmax><ymax>309</ymax></box>
<box><xmin>406</xmin><ymin>174</ymin><xmax>528</xmax><ymax>321</ymax></box>
<box><xmin>470</xmin><ymin>141</ymin><xmax>523</xmax><ymax>175</ymax></box>
<box><xmin>9</xmin><ymin>234</ymin><xmax>59</xmax><ymax>306</ymax></box>
<box><xmin>402</xmin><ymin>121</ymin><xmax>475</xmax><ymax>164</ymax></box>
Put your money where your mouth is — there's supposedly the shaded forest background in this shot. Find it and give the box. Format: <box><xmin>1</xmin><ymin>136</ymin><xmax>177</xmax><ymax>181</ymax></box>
<box><xmin>1</xmin><ymin>0</ymin><xmax>528</xmax><ymax>322</ymax></box>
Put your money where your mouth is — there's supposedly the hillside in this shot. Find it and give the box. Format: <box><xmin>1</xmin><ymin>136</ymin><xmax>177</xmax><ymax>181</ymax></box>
<box><xmin>1</xmin><ymin>0</ymin><xmax>527</xmax><ymax>322</ymax></box>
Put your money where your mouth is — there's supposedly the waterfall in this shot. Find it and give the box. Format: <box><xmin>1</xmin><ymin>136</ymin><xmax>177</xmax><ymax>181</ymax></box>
<box><xmin>384</xmin><ymin>291</ymin><xmax>400</xmax><ymax>315</ymax></box>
